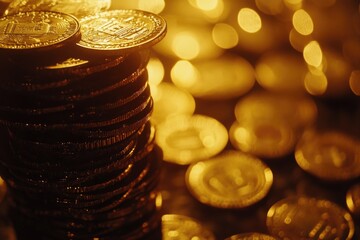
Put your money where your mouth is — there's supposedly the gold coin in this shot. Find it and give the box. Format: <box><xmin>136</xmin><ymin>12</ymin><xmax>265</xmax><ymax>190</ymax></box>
<box><xmin>229</xmin><ymin>120</ymin><xmax>296</xmax><ymax>159</ymax></box>
<box><xmin>295</xmin><ymin>129</ymin><xmax>360</xmax><ymax>181</ymax></box>
<box><xmin>171</xmin><ymin>54</ymin><xmax>255</xmax><ymax>100</ymax></box>
<box><xmin>234</xmin><ymin>90</ymin><xmax>318</xmax><ymax>130</ymax></box>
<box><xmin>77</xmin><ymin>9</ymin><xmax>167</xmax><ymax>55</ymax></box>
<box><xmin>150</xmin><ymin>82</ymin><xmax>196</xmax><ymax>125</ymax></box>
<box><xmin>4</xmin><ymin>0</ymin><xmax>111</xmax><ymax>17</ymax></box>
<box><xmin>155</xmin><ymin>114</ymin><xmax>228</xmax><ymax>165</ymax></box>
<box><xmin>225</xmin><ymin>232</ymin><xmax>277</xmax><ymax>240</ymax></box>
<box><xmin>346</xmin><ymin>183</ymin><xmax>360</xmax><ymax>217</ymax></box>
<box><xmin>266</xmin><ymin>196</ymin><xmax>355</xmax><ymax>240</ymax></box>
<box><xmin>0</xmin><ymin>11</ymin><xmax>80</xmax><ymax>51</ymax></box>
<box><xmin>162</xmin><ymin>214</ymin><xmax>215</xmax><ymax>240</ymax></box>
<box><xmin>185</xmin><ymin>150</ymin><xmax>273</xmax><ymax>208</ymax></box>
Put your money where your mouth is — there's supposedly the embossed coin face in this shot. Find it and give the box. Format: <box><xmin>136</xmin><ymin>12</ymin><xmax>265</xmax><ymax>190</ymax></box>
<box><xmin>77</xmin><ymin>9</ymin><xmax>167</xmax><ymax>54</ymax></box>
<box><xmin>162</xmin><ymin>214</ymin><xmax>215</xmax><ymax>240</ymax></box>
<box><xmin>186</xmin><ymin>151</ymin><xmax>273</xmax><ymax>208</ymax></box>
<box><xmin>295</xmin><ymin>130</ymin><xmax>360</xmax><ymax>181</ymax></box>
<box><xmin>346</xmin><ymin>183</ymin><xmax>360</xmax><ymax>216</ymax></box>
<box><xmin>155</xmin><ymin>114</ymin><xmax>228</xmax><ymax>165</ymax></box>
<box><xmin>229</xmin><ymin>120</ymin><xmax>296</xmax><ymax>159</ymax></box>
<box><xmin>0</xmin><ymin>11</ymin><xmax>80</xmax><ymax>51</ymax></box>
<box><xmin>225</xmin><ymin>232</ymin><xmax>277</xmax><ymax>240</ymax></box>
<box><xmin>4</xmin><ymin>0</ymin><xmax>111</xmax><ymax>17</ymax></box>
<box><xmin>266</xmin><ymin>196</ymin><xmax>355</xmax><ymax>240</ymax></box>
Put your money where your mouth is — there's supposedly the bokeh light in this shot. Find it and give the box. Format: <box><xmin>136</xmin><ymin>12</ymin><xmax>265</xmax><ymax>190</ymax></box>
<box><xmin>237</xmin><ymin>8</ymin><xmax>262</xmax><ymax>33</ymax></box>
<box><xmin>212</xmin><ymin>23</ymin><xmax>238</xmax><ymax>49</ymax></box>
<box><xmin>292</xmin><ymin>9</ymin><xmax>314</xmax><ymax>36</ymax></box>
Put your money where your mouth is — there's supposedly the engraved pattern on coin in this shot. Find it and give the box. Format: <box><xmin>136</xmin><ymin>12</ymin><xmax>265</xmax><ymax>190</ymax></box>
<box><xmin>266</xmin><ymin>197</ymin><xmax>355</xmax><ymax>240</ymax></box>
<box><xmin>77</xmin><ymin>9</ymin><xmax>167</xmax><ymax>53</ymax></box>
<box><xmin>0</xmin><ymin>11</ymin><xmax>80</xmax><ymax>50</ymax></box>
<box><xmin>186</xmin><ymin>151</ymin><xmax>273</xmax><ymax>208</ymax></box>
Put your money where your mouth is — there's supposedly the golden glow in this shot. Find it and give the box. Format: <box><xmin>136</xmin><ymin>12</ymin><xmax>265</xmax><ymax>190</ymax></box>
<box><xmin>255</xmin><ymin>0</ymin><xmax>284</xmax><ymax>15</ymax></box>
<box><xmin>172</xmin><ymin>32</ymin><xmax>200</xmax><ymax>60</ymax></box>
<box><xmin>304</xmin><ymin>70</ymin><xmax>328</xmax><ymax>95</ymax></box>
<box><xmin>196</xmin><ymin>0</ymin><xmax>218</xmax><ymax>11</ymax></box>
<box><xmin>292</xmin><ymin>9</ymin><xmax>314</xmax><ymax>36</ymax></box>
<box><xmin>171</xmin><ymin>60</ymin><xmax>200</xmax><ymax>88</ymax></box>
<box><xmin>237</xmin><ymin>8</ymin><xmax>262</xmax><ymax>33</ymax></box>
<box><xmin>233</xmin><ymin>126</ymin><xmax>252</xmax><ymax>151</ymax></box>
<box><xmin>212</xmin><ymin>23</ymin><xmax>239</xmax><ymax>49</ymax></box>
<box><xmin>147</xmin><ymin>57</ymin><xmax>165</xmax><ymax>86</ymax></box>
<box><xmin>284</xmin><ymin>0</ymin><xmax>303</xmax><ymax>10</ymax></box>
<box><xmin>349</xmin><ymin>70</ymin><xmax>360</xmax><ymax>96</ymax></box>
<box><xmin>138</xmin><ymin>0</ymin><xmax>165</xmax><ymax>14</ymax></box>
<box><xmin>303</xmin><ymin>41</ymin><xmax>323</xmax><ymax>68</ymax></box>
<box><xmin>289</xmin><ymin>28</ymin><xmax>312</xmax><ymax>52</ymax></box>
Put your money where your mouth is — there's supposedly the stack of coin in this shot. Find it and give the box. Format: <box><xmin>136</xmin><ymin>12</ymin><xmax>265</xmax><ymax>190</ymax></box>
<box><xmin>0</xmin><ymin>9</ymin><xmax>166</xmax><ymax>240</ymax></box>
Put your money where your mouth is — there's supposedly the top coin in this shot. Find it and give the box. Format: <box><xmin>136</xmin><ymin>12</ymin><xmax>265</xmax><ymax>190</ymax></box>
<box><xmin>0</xmin><ymin>11</ymin><xmax>80</xmax><ymax>51</ymax></box>
<box><xmin>77</xmin><ymin>9</ymin><xmax>167</xmax><ymax>55</ymax></box>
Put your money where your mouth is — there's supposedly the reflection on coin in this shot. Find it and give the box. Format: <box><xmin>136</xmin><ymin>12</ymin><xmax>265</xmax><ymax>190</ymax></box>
<box><xmin>0</xmin><ymin>176</ymin><xmax>6</xmax><ymax>204</ymax></box>
<box><xmin>225</xmin><ymin>232</ymin><xmax>277</xmax><ymax>240</ymax></box>
<box><xmin>4</xmin><ymin>0</ymin><xmax>111</xmax><ymax>17</ymax></box>
<box><xmin>150</xmin><ymin>82</ymin><xmax>195</xmax><ymax>125</ymax></box>
<box><xmin>155</xmin><ymin>114</ymin><xmax>228</xmax><ymax>165</ymax></box>
<box><xmin>77</xmin><ymin>9</ymin><xmax>167</xmax><ymax>55</ymax></box>
<box><xmin>0</xmin><ymin>11</ymin><xmax>80</xmax><ymax>51</ymax></box>
<box><xmin>171</xmin><ymin>54</ymin><xmax>255</xmax><ymax>99</ymax></box>
<box><xmin>234</xmin><ymin>90</ymin><xmax>317</xmax><ymax>130</ymax></box>
<box><xmin>162</xmin><ymin>214</ymin><xmax>215</xmax><ymax>240</ymax></box>
<box><xmin>346</xmin><ymin>183</ymin><xmax>360</xmax><ymax>217</ymax></box>
<box><xmin>229</xmin><ymin>120</ymin><xmax>296</xmax><ymax>159</ymax></box>
<box><xmin>295</xmin><ymin>130</ymin><xmax>360</xmax><ymax>181</ymax></box>
<box><xmin>266</xmin><ymin>196</ymin><xmax>355</xmax><ymax>240</ymax></box>
<box><xmin>186</xmin><ymin>151</ymin><xmax>273</xmax><ymax>208</ymax></box>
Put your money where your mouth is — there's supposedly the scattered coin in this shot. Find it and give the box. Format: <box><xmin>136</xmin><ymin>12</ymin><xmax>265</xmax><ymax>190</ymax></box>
<box><xmin>266</xmin><ymin>196</ymin><xmax>355</xmax><ymax>240</ymax></box>
<box><xmin>162</xmin><ymin>214</ymin><xmax>215</xmax><ymax>240</ymax></box>
<box><xmin>225</xmin><ymin>232</ymin><xmax>277</xmax><ymax>240</ymax></box>
<box><xmin>156</xmin><ymin>114</ymin><xmax>228</xmax><ymax>165</ymax></box>
<box><xmin>186</xmin><ymin>150</ymin><xmax>273</xmax><ymax>208</ymax></box>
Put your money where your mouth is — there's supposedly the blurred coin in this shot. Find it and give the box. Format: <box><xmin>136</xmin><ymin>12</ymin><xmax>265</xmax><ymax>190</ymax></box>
<box><xmin>162</xmin><ymin>214</ymin><xmax>215</xmax><ymax>240</ymax></box>
<box><xmin>225</xmin><ymin>232</ymin><xmax>277</xmax><ymax>240</ymax></box>
<box><xmin>346</xmin><ymin>183</ymin><xmax>360</xmax><ymax>217</ymax></box>
<box><xmin>171</xmin><ymin>54</ymin><xmax>255</xmax><ymax>100</ymax></box>
<box><xmin>0</xmin><ymin>176</ymin><xmax>6</xmax><ymax>204</ymax></box>
<box><xmin>77</xmin><ymin>9</ymin><xmax>167</xmax><ymax>55</ymax></box>
<box><xmin>150</xmin><ymin>82</ymin><xmax>195</xmax><ymax>125</ymax></box>
<box><xmin>186</xmin><ymin>150</ymin><xmax>273</xmax><ymax>209</ymax></box>
<box><xmin>234</xmin><ymin>90</ymin><xmax>317</xmax><ymax>130</ymax></box>
<box><xmin>295</xmin><ymin>129</ymin><xmax>360</xmax><ymax>181</ymax></box>
<box><xmin>155</xmin><ymin>114</ymin><xmax>228</xmax><ymax>165</ymax></box>
<box><xmin>266</xmin><ymin>196</ymin><xmax>355</xmax><ymax>240</ymax></box>
<box><xmin>229</xmin><ymin>120</ymin><xmax>296</xmax><ymax>159</ymax></box>
<box><xmin>4</xmin><ymin>0</ymin><xmax>111</xmax><ymax>17</ymax></box>
<box><xmin>255</xmin><ymin>50</ymin><xmax>308</xmax><ymax>93</ymax></box>
<box><xmin>0</xmin><ymin>11</ymin><xmax>80</xmax><ymax>52</ymax></box>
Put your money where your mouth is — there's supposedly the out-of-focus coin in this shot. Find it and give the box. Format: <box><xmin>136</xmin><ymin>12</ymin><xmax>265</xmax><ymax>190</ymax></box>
<box><xmin>162</xmin><ymin>214</ymin><xmax>215</xmax><ymax>240</ymax></box>
<box><xmin>171</xmin><ymin>54</ymin><xmax>255</xmax><ymax>100</ymax></box>
<box><xmin>229</xmin><ymin>120</ymin><xmax>296</xmax><ymax>159</ymax></box>
<box><xmin>255</xmin><ymin>50</ymin><xmax>308</xmax><ymax>93</ymax></box>
<box><xmin>4</xmin><ymin>0</ymin><xmax>111</xmax><ymax>17</ymax></box>
<box><xmin>295</xmin><ymin>129</ymin><xmax>360</xmax><ymax>181</ymax></box>
<box><xmin>346</xmin><ymin>183</ymin><xmax>360</xmax><ymax>217</ymax></box>
<box><xmin>225</xmin><ymin>232</ymin><xmax>277</xmax><ymax>240</ymax></box>
<box><xmin>0</xmin><ymin>176</ymin><xmax>6</xmax><ymax>204</ymax></box>
<box><xmin>266</xmin><ymin>196</ymin><xmax>355</xmax><ymax>240</ymax></box>
<box><xmin>186</xmin><ymin>150</ymin><xmax>273</xmax><ymax>209</ymax></box>
<box><xmin>155</xmin><ymin>114</ymin><xmax>228</xmax><ymax>165</ymax></box>
<box><xmin>77</xmin><ymin>9</ymin><xmax>167</xmax><ymax>55</ymax></box>
<box><xmin>234</xmin><ymin>90</ymin><xmax>317</xmax><ymax>130</ymax></box>
<box><xmin>0</xmin><ymin>11</ymin><xmax>80</xmax><ymax>52</ymax></box>
<box><xmin>150</xmin><ymin>82</ymin><xmax>195</xmax><ymax>125</ymax></box>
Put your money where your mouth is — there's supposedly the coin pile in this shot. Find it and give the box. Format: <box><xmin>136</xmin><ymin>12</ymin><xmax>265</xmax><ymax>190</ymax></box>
<box><xmin>0</xmin><ymin>9</ymin><xmax>166</xmax><ymax>240</ymax></box>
